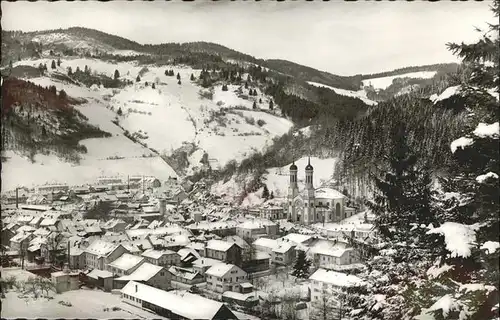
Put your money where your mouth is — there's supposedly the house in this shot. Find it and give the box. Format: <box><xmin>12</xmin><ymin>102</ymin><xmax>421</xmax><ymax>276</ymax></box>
<box><xmin>114</xmin><ymin>262</ymin><xmax>171</xmax><ymax>290</ymax></box>
<box><xmin>253</xmin><ymin>238</ymin><xmax>296</xmax><ymax>266</ymax></box>
<box><xmin>280</xmin><ymin>233</ymin><xmax>315</xmax><ymax>246</ymax></box>
<box><xmin>35</xmin><ymin>184</ymin><xmax>69</xmax><ymax>195</ymax></box>
<box><xmin>85</xmin><ymin>268</ymin><xmax>114</xmax><ymax>292</ymax></box>
<box><xmin>68</xmin><ymin>246</ymin><xmax>85</xmax><ymax>270</ymax></box>
<box><xmin>102</xmin><ymin>219</ymin><xmax>127</xmax><ymax>233</ymax></box>
<box><xmin>107</xmin><ymin>253</ymin><xmax>146</xmax><ymax>276</ymax></box>
<box><xmin>309</xmin><ymin>240</ymin><xmax>359</xmax><ymax>268</ymax></box>
<box><xmin>192</xmin><ymin>257</ymin><xmax>221</xmax><ymax>276</ymax></box>
<box><xmin>84</xmin><ymin>240</ymin><xmax>129</xmax><ymax>270</ymax></box>
<box><xmin>168</xmin><ymin>266</ymin><xmax>204</xmax><ymax>285</ymax></box>
<box><xmin>121</xmin><ymin>281</ymin><xmax>238</xmax><ymax>320</ymax></box>
<box><xmin>259</xmin><ymin>203</ymin><xmax>286</xmax><ymax>220</ymax></box>
<box><xmin>51</xmin><ymin>265</ymin><xmax>80</xmax><ymax>293</ymax></box>
<box><xmin>1</xmin><ymin>223</ymin><xmax>20</xmax><ymax>247</ymax></box>
<box><xmin>241</xmin><ymin>251</ymin><xmax>270</xmax><ymax>273</ymax></box>
<box><xmin>205</xmin><ymin>263</ymin><xmax>248</xmax><ymax>293</ymax></box>
<box><xmin>177</xmin><ymin>248</ymin><xmax>200</xmax><ymax>266</ymax></box>
<box><xmin>205</xmin><ymin>240</ymin><xmax>242</xmax><ymax>266</ymax></box>
<box><xmin>141</xmin><ymin>249</ymin><xmax>180</xmax><ymax>267</ymax></box>
<box><xmin>309</xmin><ymin>268</ymin><xmax>365</xmax><ymax>320</ymax></box>
<box><xmin>10</xmin><ymin>232</ymin><xmax>34</xmax><ymax>252</ymax></box>
<box><xmin>235</xmin><ymin>220</ymin><xmax>278</xmax><ymax>240</ymax></box>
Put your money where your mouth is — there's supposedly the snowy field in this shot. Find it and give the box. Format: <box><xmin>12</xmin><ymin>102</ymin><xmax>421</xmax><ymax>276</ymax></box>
<box><xmin>362</xmin><ymin>71</ymin><xmax>438</xmax><ymax>90</ymax></box>
<box><xmin>5</xmin><ymin>57</ymin><xmax>293</xmax><ymax>186</ymax></box>
<box><xmin>307</xmin><ymin>81</ymin><xmax>377</xmax><ymax>106</ymax></box>
<box><xmin>0</xmin><ymin>268</ymin><xmax>167</xmax><ymax>319</ymax></box>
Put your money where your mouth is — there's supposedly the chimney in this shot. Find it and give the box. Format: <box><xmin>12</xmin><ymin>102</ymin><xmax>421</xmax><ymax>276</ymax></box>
<box><xmin>135</xmin><ymin>284</ymin><xmax>138</xmax><ymax>292</ymax></box>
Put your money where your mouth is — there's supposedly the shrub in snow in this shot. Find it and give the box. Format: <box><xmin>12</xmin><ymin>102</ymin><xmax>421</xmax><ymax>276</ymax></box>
<box><xmin>257</xmin><ymin>119</ymin><xmax>266</xmax><ymax>127</ymax></box>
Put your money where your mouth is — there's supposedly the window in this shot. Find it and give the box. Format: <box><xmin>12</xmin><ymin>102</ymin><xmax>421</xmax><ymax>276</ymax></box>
<box><xmin>160</xmin><ymin>272</ymin><xmax>164</xmax><ymax>276</ymax></box>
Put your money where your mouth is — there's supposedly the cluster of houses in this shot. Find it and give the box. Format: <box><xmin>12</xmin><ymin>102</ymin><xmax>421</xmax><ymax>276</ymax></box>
<box><xmin>1</xmin><ymin>175</ymin><xmax>377</xmax><ymax>320</ymax></box>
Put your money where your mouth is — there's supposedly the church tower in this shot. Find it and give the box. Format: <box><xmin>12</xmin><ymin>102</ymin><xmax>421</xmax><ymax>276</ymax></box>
<box><xmin>304</xmin><ymin>157</ymin><xmax>315</xmax><ymax>224</ymax></box>
<box><xmin>287</xmin><ymin>161</ymin><xmax>299</xmax><ymax>221</ymax></box>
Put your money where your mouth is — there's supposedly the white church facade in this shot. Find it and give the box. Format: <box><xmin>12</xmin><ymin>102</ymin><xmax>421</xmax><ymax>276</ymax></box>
<box><xmin>287</xmin><ymin>158</ymin><xmax>355</xmax><ymax>225</ymax></box>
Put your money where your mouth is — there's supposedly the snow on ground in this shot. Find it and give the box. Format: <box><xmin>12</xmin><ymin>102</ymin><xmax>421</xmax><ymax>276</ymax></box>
<box><xmin>362</xmin><ymin>71</ymin><xmax>437</xmax><ymax>90</ymax></box>
<box><xmin>112</xmin><ymin>50</ymin><xmax>147</xmax><ymax>57</ymax></box>
<box><xmin>1</xmin><ymin>289</ymin><xmax>166</xmax><ymax>319</ymax></box>
<box><xmin>450</xmin><ymin>137</ymin><xmax>474</xmax><ymax>153</ymax></box>
<box><xmin>1</xmin><ymin>150</ymin><xmax>176</xmax><ymax>191</ymax></box>
<box><xmin>476</xmin><ymin>172</ymin><xmax>499</xmax><ymax>184</ymax></box>
<box><xmin>215</xmin><ymin>156</ymin><xmax>338</xmax><ymax>206</ymax></box>
<box><xmin>426</xmin><ymin>222</ymin><xmax>481</xmax><ymax>258</ymax></box>
<box><xmin>480</xmin><ymin>241</ymin><xmax>500</xmax><ymax>254</ymax></box>
<box><xmin>7</xmin><ymin>58</ymin><xmax>294</xmax><ymax>187</ymax></box>
<box><xmin>430</xmin><ymin>86</ymin><xmax>461</xmax><ymax>103</ymax></box>
<box><xmin>307</xmin><ymin>81</ymin><xmax>377</xmax><ymax>106</ymax></box>
<box><xmin>473</xmin><ymin>122</ymin><xmax>499</xmax><ymax>139</ymax></box>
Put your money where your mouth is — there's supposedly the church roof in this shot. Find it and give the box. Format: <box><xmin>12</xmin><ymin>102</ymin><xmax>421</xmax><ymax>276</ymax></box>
<box><xmin>314</xmin><ymin>188</ymin><xmax>346</xmax><ymax>199</ymax></box>
<box><xmin>305</xmin><ymin>157</ymin><xmax>313</xmax><ymax>170</ymax></box>
<box><xmin>289</xmin><ymin>161</ymin><xmax>298</xmax><ymax>171</ymax></box>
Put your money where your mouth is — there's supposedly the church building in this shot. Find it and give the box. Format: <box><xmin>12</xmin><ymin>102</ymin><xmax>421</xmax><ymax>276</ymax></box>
<box><xmin>287</xmin><ymin>158</ymin><xmax>352</xmax><ymax>225</ymax></box>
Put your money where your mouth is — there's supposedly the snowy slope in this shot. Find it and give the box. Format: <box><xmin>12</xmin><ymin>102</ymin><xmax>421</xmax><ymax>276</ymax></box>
<box><xmin>211</xmin><ymin>156</ymin><xmax>338</xmax><ymax>206</ymax></box>
<box><xmin>3</xmin><ymin>57</ymin><xmax>292</xmax><ymax>189</ymax></box>
<box><xmin>362</xmin><ymin>71</ymin><xmax>437</xmax><ymax>90</ymax></box>
<box><xmin>307</xmin><ymin>81</ymin><xmax>377</xmax><ymax>106</ymax></box>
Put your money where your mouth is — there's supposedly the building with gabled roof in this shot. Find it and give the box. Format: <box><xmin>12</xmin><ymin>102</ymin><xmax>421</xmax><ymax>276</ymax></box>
<box><xmin>120</xmin><ymin>281</ymin><xmax>238</xmax><ymax>319</ymax></box>
<box><xmin>205</xmin><ymin>263</ymin><xmax>248</xmax><ymax>293</ymax></box>
<box><xmin>114</xmin><ymin>262</ymin><xmax>170</xmax><ymax>290</ymax></box>
<box><xmin>84</xmin><ymin>240</ymin><xmax>129</xmax><ymax>270</ymax></box>
<box><xmin>205</xmin><ymin>239</ymin><xmax>242</xmax><ymax>266</ymax></box>
<box><xmin>107</xmin><ymin>253</ymin><xmax>145</xmax><ymax>276</ymax></box>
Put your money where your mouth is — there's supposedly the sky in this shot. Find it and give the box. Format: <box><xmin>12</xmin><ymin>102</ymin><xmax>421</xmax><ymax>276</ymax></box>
<box><xmin>1</xmin><ymin>0</ymin><xmax>495</xmax><ymax>75</ymax></box>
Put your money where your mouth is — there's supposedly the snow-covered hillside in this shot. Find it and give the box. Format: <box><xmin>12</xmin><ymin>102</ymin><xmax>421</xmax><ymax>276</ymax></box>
<box><xmin>2</xmin><ymin>57</ymin><xmax>292</xmax><ymax>190</ymax></box>
<box><xmin>362</xmin><ymin>71</ymin><xmax>437</xmax><ymax>90</ymax></box>
<box><xmin>307</xmin><ymin>81</ymin><xmax>377</xmax><ymax>106</ymax></box>
<box><xmin>211</xmin><ymin>156</ymin><xmax>338</xmax><ymax>206</ymax></box>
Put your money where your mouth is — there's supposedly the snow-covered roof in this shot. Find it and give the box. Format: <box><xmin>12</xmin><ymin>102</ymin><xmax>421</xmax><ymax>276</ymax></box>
<box><xmin>206</xmin><ymin>239</ymin><xmax>235</xmax><ymax>252</ymax></box>
<box><xmin>141</xmin><ymin>249</ymin><xmax>177</xmax><ymax>259</ymax></box>
<box><xmin>309</xmin><ymin>268</ymin><xmax>365</xmax><ymax>287</ymax></box>
<box><xmin>192</xmin><ymin>257</ymin><xmax>221</xmax><ymax>268</ymax></box>
<box><xmin>177</xmin><ymin>248</ymin><xmax>201</xmax><ymax>260</ymax></box>
<box><xmin>253</xmin><ymin>238</ymin><xmax>278</xmax><ymax>250</ymax></box>
<box><xmin>87</xmin><ymin>269</ymin><xmax>114</xmax><ymax>279</ymax></box>
<box><xmin>115</xmin><ymin>262</ymin><xmax>163</xmax><ymax>281</ymax></box>
<box><xmin>280</xmin><ymin>233</ymin><xmax>313</xmax><ymax>245</ymax></box>
<box><xmin>168</xmin><ymin>266</ymin><xmax>200</xmax><ymax>280</ymax></box>
<box><xmin>206</xmin><ymin>263</ymin><xmax>243</xmax><ymax>278</ymax></box>
<box><xmin>314</xmin><ymin>187</ymin><xmax>346</xmax><ymax>200</ymax></box>
<box><xmin>108</xmin><ymin>253</ymin><xmax>145</xmax><ymax>271</ymax></box>
<box><xmin>121</xmin><ymin>281</ymin><xmax>234</xmax><ymax>320</ymax></box>
<box><xmin>272</xmin><ymin>242</ymin><xmax>294</xmax><ymax>253</ymax></box>
<box><xmin>310</xmin><ymin>240</ymin><xmax>351</xmax><ymax>257</ymax></box>
<box><xmin>84</xmin><ymin>240</ymin><xmax>118</xmax><ymax>257</ymax></box>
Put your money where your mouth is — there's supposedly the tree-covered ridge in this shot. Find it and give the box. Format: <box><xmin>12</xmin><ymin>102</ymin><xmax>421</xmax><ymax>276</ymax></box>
<box><xmin>346</xmin><ymin>1</ymin><xmax>499</xmax><ymax>319</ymax></box>
<box><xmin>358</xmin><ymin>62</ymin><xmax>459</xmax><ymax>81</ymax></box>
<box><xmin>1</xmin><ymin>78</ymin><xmax>111</xmax><ymax>163</ymax></box>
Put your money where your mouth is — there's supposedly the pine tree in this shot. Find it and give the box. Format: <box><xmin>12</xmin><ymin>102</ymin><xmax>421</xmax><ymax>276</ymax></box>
<box><xmin>222</xmin><ymin>84</ymin><xmax>228</xmax><ymax>91</ymax></box>
<box><xmin>117</xmin><ymin>107</ymin><xmax>123</xmax><ymax>116</ymax></box>
<box><xmin>178</xmin><ymin>79</ymin><xmax>181</xmax><ymax>85</ymax></box>
<box><xmin>59</xmin><ymin>90</ymin><xmax>67</xmax><ymax>99</ymax></box>
<box><xmin>76</xmin><ymin>66</ymin><xmax>81</xmax><ymax>74</ymax></box>
<box><xmin>291</xmin><ymin>251</ymin><xmax>311</xmax><ymax>279</ymax></box>
<box><xmin>177</xmin><ymin>72</ymin><xmax>181</xmax><ymax>80</ymax></box>
<box><xmin>67</xmin><ymin>66</ymin><xmax>72</xmax><ymax>76</ymax></box>
<box><xmin>49</xmin><ymin>50</ymin><xmax>54</xmax><ymax>56</ymax></box>
<box><xmin>114</xmin><ymin>69</ymin><xmax>120</xmax><ymax>80</ymax></box>
<box><xmin>84</xmin><ymin>65</ymin><xmax>88</xmax><ymax>74</ymax></box>
<box><xmin>136</xmin><ymin>75</ymin><xmax>141</xmax><ymax>82</ymax></box>
<box><xmin>152</xmin><ymin>83</ymin><xmax>156</xmax><ymax>89</ymax></box>
<box><xmin>245</xmin><ymin>82</ymin><xmax>249</xmax><ymax>89</ymax></box>
<box><xmin>190</xmin><ymin>73</ymin><xmax>195</xmax><ymax>81</ymax></box>
<box><xmin>165</xmin><ymin>69</ymin><xmax>168</xmax><ymax>76</ymax></box>
<box><xmin>51</xmin><ymin>60</ymin><xmax>56</xmax><ymax>69</ymax></box>
<box><xmin>57</xmin><ymin>58</ymin><xmax>61</xmax><ymax>67</ymax></box>
<box><xmin>145</xmin><ymin>81</ymin><xmax>149</xmax><ymax>87</ymax></box>
<box><xmin>43</xmin><ymin>63</ymin><xmax>47</xmax><ymax>71</ymax></box>
<box><xmin>259</xmin><ymin>98</ymin><xmax>262</xmax><ymax>103</ymax></box>
<box><xmin>269</xmin><ymin>99</ymin><xmax>274</xmax><ymax>110</ymax></box>
<box><xmin>170</xmin><ymin>70</ymin><xmax>175</xmax><ymax>76</ymax></box>
<box><xmin>253</xmin><ymin>101</ymin><xmax>257</xmax><ymax>109</ymax></box>
<box><xmin>412</xmin><ymin>2</ymin><xmax>500</xmax><ymax>319</ymax></box>
<box><xmin>262</xmin><ymin>185</ymin><xmax>270</xmax><ymax>200</ymax></box>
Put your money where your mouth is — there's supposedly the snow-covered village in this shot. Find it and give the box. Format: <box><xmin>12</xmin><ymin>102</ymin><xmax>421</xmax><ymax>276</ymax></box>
<box><xmin>1</xmin><ymin>1</ymin><xmax>499</xmax><ymax>320</ymax></box>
